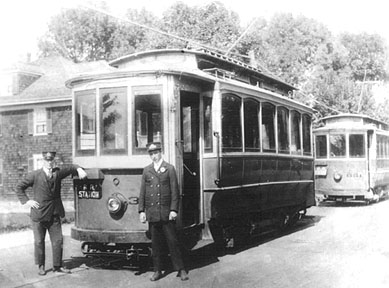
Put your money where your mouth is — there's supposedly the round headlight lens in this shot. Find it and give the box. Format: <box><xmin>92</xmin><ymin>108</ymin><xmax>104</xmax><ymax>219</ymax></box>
<box><xmin>333</xmin><ymin>172</ymin><xmax>342</xmax><ymax>182</ymax></box>
<box><xmin>107</xmin><ymin>197</ymin><xmax>121</xmax><ymax>213</ymax></box>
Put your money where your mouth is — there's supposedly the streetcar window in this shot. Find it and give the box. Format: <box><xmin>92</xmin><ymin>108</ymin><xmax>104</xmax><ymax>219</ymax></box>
<box><xmin>302</xmin><ymin>114</ymin><xmax>312</xmax><ymax>155</ymax></box>
<box><xmin>262</xmin><ymin>102</ymin><xmax>276</xmax><ymax>152</ymax></box>
<box><xmin>376</xmin><ymin>135</ymin><xmax>387</xmax><ymax>159</ymax></box>
<box><xmin>349</xmin><ymin>134</ymin><xmax>365</xmax><ymax>158</ymax></box>
<box><xmin>75</xmin><ymin>89</ymin><xmax>96</xmax><ymax>156</ymax></box>
<box><xmin>100</xmin><ymin>87</ymin><xmax>128</xmax><ymax>155</ymax></box>
<box><xmin>244</xmin><ymin>98</ymin><xmax>260</xmax><ymax>152</ymax></box>
<box><xmin>291</xmin><ymin>111</ymin><xmax>301</xmax><ymax>155</ymax></box>
<box><xmin>315</xmin><ymin>135</ymin><xmax>327</xmax><ymax>158</ymax></box>
<box><xmin>277</xmin><ymin>107</ymin><xmax>290</xmax><ymax>154</ymax></box>
<box><xmin>222</xmin><ymin>93</ymin><xmax>242</xmax><ymax>152</ymax></box>
<box><xmin>134</xmin><ymin>92</ymin><xmax>162</xmax><ymax>153</ymax></box>
<box><xmin>203</xmin><ymin>96</ymin><xmax>213</xmax><ymax>152</ymax></box>
<box><xmin>330</xmin><ymin>134</ymin><xmax>346</xmax><ymax>157</ymax></box>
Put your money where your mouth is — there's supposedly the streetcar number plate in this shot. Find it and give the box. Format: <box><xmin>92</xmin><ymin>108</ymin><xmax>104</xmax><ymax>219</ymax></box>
<box><xmin>315</xmin><ymin>166</ymin><xmax>327</xmax><ymax>176</ymax></box>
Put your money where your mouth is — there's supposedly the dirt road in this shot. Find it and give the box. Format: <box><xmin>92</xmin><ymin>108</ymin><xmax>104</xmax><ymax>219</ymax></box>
<box><xmin>1</xmin><ymin>201</ymin><xmax>389</xmax><ymax>288</ymax></box>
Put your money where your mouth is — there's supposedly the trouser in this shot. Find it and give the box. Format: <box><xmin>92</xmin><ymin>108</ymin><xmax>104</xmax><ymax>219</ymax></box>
<box><xmin>149</xmin><ymin>221</ymin><xmax>184</xmax><ymax>272</ymax></box>
<box><xmin>31</xmin><ymin>215</ymin><xmax>63</xmax><ymax>267</ymax></box>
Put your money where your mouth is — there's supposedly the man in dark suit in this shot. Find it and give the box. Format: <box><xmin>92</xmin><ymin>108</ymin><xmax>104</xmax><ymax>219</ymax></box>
<box><xmin>15</xmin><ymin>151</ymin><xmax>87</xmax><ymax>276</ymax></box>
<box><xmin>138</xmin><ymin>142</ymin><xmax>188</xmax><ymax>281</ymax></box>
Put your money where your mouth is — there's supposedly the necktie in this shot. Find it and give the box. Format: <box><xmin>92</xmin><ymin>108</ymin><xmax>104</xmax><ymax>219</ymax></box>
<box><xmin>48</xmin><ymin>169</ymin><xmax>53</xmax><ymax>179</ymax></box>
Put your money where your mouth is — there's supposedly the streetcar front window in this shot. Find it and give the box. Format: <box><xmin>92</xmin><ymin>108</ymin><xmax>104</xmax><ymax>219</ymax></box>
<box><xmin>75</xmin><ymin>89</ymin><xmax>96</xmax><ymax>156</ymax></box>
<box><xmin>330</xmin><ymin>134</ymin><xmax>346</xmax><ymax>157</ymax></box>
<box><xmin>134</xmin><ymin>91</ymin><xmax>162</xmax><ymax>153</ymax></box>
<box><xmin>222</xmin><ymin>93</ymin><xmax>242</xmax><ymax>152</ymax></box>
<box><xmin>100</xmin><ymin>87</ymin><xmax>128</xmax><ymax>155</ymax></box>
<box><xmin>349</xmin><ymin>134</ymin><xmax>365</xmax><ymax>158</ymax></box>
<box><xmin>315</xmin><ymin>135</ymin><xmax>327</xmax><ymax>158</ymax></box>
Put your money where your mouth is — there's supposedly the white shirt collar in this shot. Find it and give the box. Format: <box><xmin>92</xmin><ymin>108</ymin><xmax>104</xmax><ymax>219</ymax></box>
<box><xmin>153</xmin><ymin>158</ymin><xmax>163</xmax><ymax>171</ymax></box>
<box><xmin>43</xmin><ymin>167</ymin><xmax>52</xmax><ymax>177</ymax></box>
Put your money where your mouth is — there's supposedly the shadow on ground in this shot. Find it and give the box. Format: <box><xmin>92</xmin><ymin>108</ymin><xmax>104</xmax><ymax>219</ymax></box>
<box><xmin>62</xmin><ymin>213</ymin><xmax>323</xmax><ymax>277</ymax></box>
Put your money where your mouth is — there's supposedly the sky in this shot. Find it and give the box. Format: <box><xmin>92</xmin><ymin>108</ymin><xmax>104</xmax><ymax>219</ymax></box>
<box><xmin>0</xmin><ymin>0</ymin><xmax>388</xmax><ymax>69</ymax></box>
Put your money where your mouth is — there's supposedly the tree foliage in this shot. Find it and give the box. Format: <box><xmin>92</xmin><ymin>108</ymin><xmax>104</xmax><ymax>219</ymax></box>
<box><xmin>37</xmin><ymin>2</ymin><xmax>389</xmax><ymax>122</ymax></box>
<box><xmin>38</xmin><ymin>7</ymin><xmax>117</xmax><ymax>62</ymax></box>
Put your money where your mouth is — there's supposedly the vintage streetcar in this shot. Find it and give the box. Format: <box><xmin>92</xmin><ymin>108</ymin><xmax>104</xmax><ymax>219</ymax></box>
<box><xmin>314</xmin><ymin>113</ymin><xmax>389</xmax><ymax>204</ymax></box>
<box><xmin>66</xmin><ymin>48</ymin><xmax>315</xmax><ymax>263</ymax></box>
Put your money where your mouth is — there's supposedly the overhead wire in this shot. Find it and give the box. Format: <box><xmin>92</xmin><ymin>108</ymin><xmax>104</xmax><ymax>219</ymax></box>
<box><xmin>80</xmin><ymin>2</ymin><xmax>341</xmax><ymax>116</ymax></box>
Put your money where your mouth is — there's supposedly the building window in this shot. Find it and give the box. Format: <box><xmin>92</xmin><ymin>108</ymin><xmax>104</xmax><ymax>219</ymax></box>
<box><xmin>134</xmin><ymin>88</ymin><xmax>162</xmax><ymax>154</ymax></box>
<box><xmin>75</xmin><ymin>89</ymin><xmax>96</xmax><ymax>156</ymax></box>
<box><xmin>222</xmin><ymin>93</ymin><xmax>242</xmax><ymax>152</ymax></box>
<box><xmin>100</xmin><ymin>87</ymin><xmax>128</xmax><ymax>155</ymax></box>
<box><xmin>28</xmin><ymin>154</ymin><xmax>45</xmax><ymax>173</ymax></box>
<box><xmin>28</xmin><ymin>108</ymin><xmax>52</xmax><ymax>135</ymax></box>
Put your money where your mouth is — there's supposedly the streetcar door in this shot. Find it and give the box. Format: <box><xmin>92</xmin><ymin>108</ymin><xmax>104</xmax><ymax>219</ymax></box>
<box><xmin>180</xmin><ymin>91</ymin><xmax>200</xmax><ymax>227</ymax></box>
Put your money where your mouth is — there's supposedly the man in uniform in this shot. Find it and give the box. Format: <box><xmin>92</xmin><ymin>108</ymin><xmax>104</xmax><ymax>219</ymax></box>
<box><xmin>138</xmin><ymin>142</ymin><xmax>189</xmax><ymax>281</ymax></box>
<box><xmin>15</xmin><ymin>151</ymin><xmax>87</xmax><ymax>276</ymax></box>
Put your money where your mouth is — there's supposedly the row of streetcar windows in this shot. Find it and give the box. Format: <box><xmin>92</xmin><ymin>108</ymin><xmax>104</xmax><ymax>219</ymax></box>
<box><xmin>221</xmin><ymin>93</ymin><xmax>312</xmax><ymax>155</ymax></box>
<box><xmin>315</xmin><ymin>134</ymin><xmax>365</xmax><ymax>158</ymax></box>
<box><xmin>75</xmin><ymin>87</ymin><xmax>162</xmax><ymax>156</ymax></box>
<box><xmin>74</xmin><ymin>88</ymin><xmax>312</xmax><ymax>156</ymax></box>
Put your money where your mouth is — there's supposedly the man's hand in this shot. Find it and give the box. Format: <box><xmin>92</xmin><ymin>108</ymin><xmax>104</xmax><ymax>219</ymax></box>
<box><xmin>77</xmin><ymin>168</ymin><xmax>87</xmax><ymax>179</ymax></box>
<box><xmin>25</xmin><ymin>200</ymin><xmax>39</xmax><ymax>209</ymax></box>
<box><xmin>169</xmin><ymin>211</ymin><xmax>177</xmax><ymax>221</ymax></box>
<box><xmin>139</xmin><ymin>212</ymin><xmax>146</xmax><ymax>223</ymax></box>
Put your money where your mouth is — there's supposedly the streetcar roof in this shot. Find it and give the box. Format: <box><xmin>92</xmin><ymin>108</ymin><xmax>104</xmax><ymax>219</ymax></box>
<box><xmin>66</xmin><ymin>48</ymin><xmax>296</xmax><ymax>92</ymax></box>
<box><xmin>314</xmin><ymin>113</ymin><xmax>389</xmax><ymax>132</ymax></box>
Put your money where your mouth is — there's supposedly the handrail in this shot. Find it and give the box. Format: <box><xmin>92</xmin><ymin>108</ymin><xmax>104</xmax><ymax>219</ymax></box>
<box><xmin>213</xmin><ymin>131</ymin><xmax>221</xmax><ymax>187</ymax></box>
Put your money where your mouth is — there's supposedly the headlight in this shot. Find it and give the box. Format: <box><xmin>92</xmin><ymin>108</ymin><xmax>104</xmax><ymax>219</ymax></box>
<box><xmin>107</xmin><ymin>197</ymin><xmax>121</xmax><ymax>213</ymax></box>
<box><xmin>333</xmin><ymin>172</ymin><xmax>342</xmax><ymax>182</ymax></box>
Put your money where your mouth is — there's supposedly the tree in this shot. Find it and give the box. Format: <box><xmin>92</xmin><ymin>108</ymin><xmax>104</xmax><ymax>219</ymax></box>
<box><xmin>38</xmin><ymin>7</ymin><xmax>117</xmax><ymax>62</ymax></box>
<box><xmin>339</xmin><ymin>32</ymin><xmax>388</xmax><ymax>81</ymax></box>
<box><xmin>109</xmin><ymin>8</ymin><xmax>162</xmax><ymax>59</ymax></box>
<box><xmin>160</xmin><ymin>1</ymin><xmax>241</xmax><ymax>52</ymax></box>
<box><xmin>242</xmin><ymin>13</ymin><xmax>332</xmax><ymax>87</ymax></box>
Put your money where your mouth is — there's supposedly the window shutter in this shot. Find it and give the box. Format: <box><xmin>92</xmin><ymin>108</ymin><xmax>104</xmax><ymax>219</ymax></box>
<box><xmin>46</xmin><ymin>109</ymin><xmax>52</xmax><ymax>134</ymax></box>
<box><xmin>28</xmin><ymin>157</ymin><xmax>34</xmax><ymax>173</ymax></box>
<box><xmin>28</xmin><ymin>111</ymin><xmax>34</xmax><ymax>135</ymax></box>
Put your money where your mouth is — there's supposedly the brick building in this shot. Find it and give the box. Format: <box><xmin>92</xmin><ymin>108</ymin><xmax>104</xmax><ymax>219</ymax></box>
<box><xmin>0</xmin><ymin>56</ymin><xmax>112</xmax><ymax>201</ymax></box>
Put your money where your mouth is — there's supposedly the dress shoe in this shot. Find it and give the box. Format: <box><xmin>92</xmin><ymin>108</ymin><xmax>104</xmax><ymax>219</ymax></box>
<box><xmin>53</xmin><ymin>267</ymin><xmax>71</xmax><ymax>274</ymax></box>
<box><xmin>179</xmin><ymin>269</ymin><xmax>189</xmax><ymax>281</ymax></box>
<box><xmin>150</xmin><ymin>271</ymin><xmax>162</xmax><ymax>281</ymax></box>
<box><xmin>38</xmin><ymin>265</ymin><xmax>46</xmax><ymax>276</ymax></box>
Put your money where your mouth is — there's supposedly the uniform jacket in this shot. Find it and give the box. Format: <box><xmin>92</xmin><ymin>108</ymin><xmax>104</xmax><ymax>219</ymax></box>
<box><xmin>15</xmin><ymin>165</ymin><xmax>80</xmax><ymax>222</ymax></box>
<box><xmin>138</xmin><ymin>161</ymin><xmax>179</xmax><ymax>222</ymax></box>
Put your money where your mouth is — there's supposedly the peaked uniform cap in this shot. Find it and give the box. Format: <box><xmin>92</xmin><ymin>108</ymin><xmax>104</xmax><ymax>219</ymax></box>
<box><xmin>42</xmin><ymin>151</ymin><xmax>56</xmax><ymax>161</ymax></box>
<box><xmin>146</xmin><ymin>142</ymin><xmax>162</xmax><ymax>152</ymax></box>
